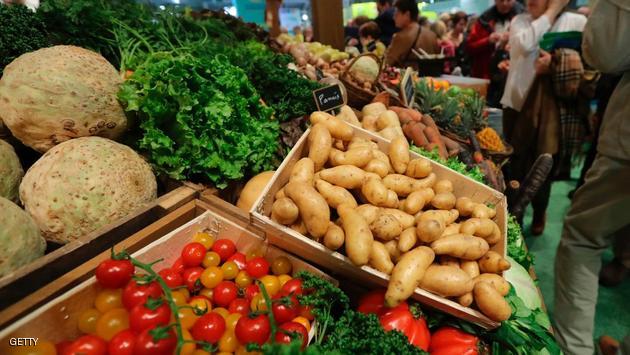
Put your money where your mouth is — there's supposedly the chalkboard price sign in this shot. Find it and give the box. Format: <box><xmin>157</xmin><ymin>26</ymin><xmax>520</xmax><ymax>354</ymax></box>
<box><xmin>400</xmin><ymin>67</ymin><xmax>415</xmax><ymax>108</ymax></box>
<box><xmin>313</xmin><ymin>84</ymin><xmax>345</xmax><ymax>112</ymax></box>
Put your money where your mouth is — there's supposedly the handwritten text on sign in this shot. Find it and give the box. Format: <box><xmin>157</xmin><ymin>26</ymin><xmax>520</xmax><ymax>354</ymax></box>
<box><xmin>313</xmin><ymin>84</ymin><xmax>345</xmax><ymax>112</ymax></box>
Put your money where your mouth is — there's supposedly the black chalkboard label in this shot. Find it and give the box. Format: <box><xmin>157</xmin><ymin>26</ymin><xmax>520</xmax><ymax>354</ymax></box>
<box><xmin>313</xmin><ymin>84</ymin><xmax>344</xmax><ymax>112</ymax></box>
<box><xmin>400</xmin><ymin>67</ymin><xmax>415</xmax><ymax>108</ymax></box>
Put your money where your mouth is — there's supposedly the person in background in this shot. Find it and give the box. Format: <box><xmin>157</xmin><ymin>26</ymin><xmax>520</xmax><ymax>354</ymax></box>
<box><xmin>418</xmin><ymin>16</ymin><xmax>430</xmax><ymax>29</ymax></box>
<box><xmin>345</xmin><ymin>15</ymin><xmax>370</xmax><ymax>48</ymax></box>
<box><xmin>439</xmin><ymin>12</ymin><xmax>453</xmax><ymax>29</ymax></box>
<box><xmin>447</xmin><ymin>11</ymin><xmax>467</xmax><ymax>47</ymax></box>
<box><xmin>375</xmin><ymin>0</ymin><xmax>397</xmax><ymax>46</ymax></box>
<box><xmin>554</xmin><ymin>0</ymin><xmax>630</xmax><ymax>353</ymax></box>
<box><xmin>303</xmin><ymin>26</ymin><xmax>314</xmax><ymax>42</ymax></box>
<box><xmin>386</xmin><ymin>0</ymin><xmax>439</xmax><ymax>69</ymax></box>
<box><xmin>466</xmin><ymin>0</ymin><xmax>524</xmax><ymax>80</ymax></box>
<box><xmin>431</xmin><ymin>20</ymin><xmax>456</xmax><ymax>73</ymax></box>
<box><xmin>359</xmin><ymin>21</ymin><xmax>386</xmax><ymax>58</ymax></box>
<box><xmin>292</xmin><ymin>26</ymin><xmax>304</xmax><ymax>42</ymax></box>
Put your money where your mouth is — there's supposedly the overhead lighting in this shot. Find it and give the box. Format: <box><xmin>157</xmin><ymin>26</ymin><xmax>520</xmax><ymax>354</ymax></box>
<box><xmin>225</xmin><ymin>6</ymin><xmax>237</xmax><ymax>16</ymax></box>
<box><xmin>172</xmin><ymin>0</ymin><xmax>180</xmax><ymax>4</ymax></box>
<box><xmin>159</xmin><ymin>5</ymin><xmax>166</xmax><ymax>10</ymax></box>
<box><xmin>302</xmin><ymin>14</ymin><xmax>309</xmax><ymax>21</ymax></box>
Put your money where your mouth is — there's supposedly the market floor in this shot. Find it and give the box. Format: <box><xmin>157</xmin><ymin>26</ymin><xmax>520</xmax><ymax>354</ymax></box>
<box><xmin>522</xmin><ymin>177</ymin><xmax>630</xmax><ymax>343</ymax></box>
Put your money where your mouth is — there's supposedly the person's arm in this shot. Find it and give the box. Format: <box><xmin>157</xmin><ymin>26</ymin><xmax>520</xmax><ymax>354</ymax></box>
<box><xmin>583</xmin><ymin>0</ymin><xmax>630</xmax><ymax>73</ymax></box>
<box><xmin>465</xmin><ymin>22</ymin><xmax>493</xmax><ymax>55</ymax></box>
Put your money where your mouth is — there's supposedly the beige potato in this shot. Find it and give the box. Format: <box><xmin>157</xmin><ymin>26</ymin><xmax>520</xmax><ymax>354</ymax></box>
<box><xmin>382</xmin><ymin>190</ymin><xmax>400</xmax><ymax>208</ymax></box>
<box><xmin>430</xmin><ymin>234</ymin><xmax>490</xmax><ymax>260</ymax></box>
<box><xmin>271</xmin><ymin>197</ymin><xmax>299</xmax><ymax>225</ymax></box>
<box><xmin>419</xmin><ymin>265</ymin><xmax>474</xmax><ymax>297</ymax></box>
<box><xmin>441</xmin><ymin>223</ymin><xmax>461</xmax><ymax>238</ymax></box>
<box><xmin>475</xmin><ymin>273</ymin><xmax>510</xmax><ymax>296</ymax></box>
<box><xmin>310</xmin><ymin>111</ymin><xmax>353</xmax><ymax>141</ymax></box>
<box><xmin>461</xmin><ymin>218</ymin><xmax>501</xmax><ymax>245</ymax></box>
<box><xmin>333</xmin><ymin>139</ymin><xmax>346</xmax><ymax>151</ymax></box>
<box><xmin>315</xmin><ymin>179</ymin><xmax>357</xmax><ymax>209</ymax></box>
<box><xmin>440</xmin><ymin>256</ymin><xmax>461</xmax><ymax>267</ymax></box>
<box><xmin>381</xmin><ymin>208</ymin><xmax>415</xmax><ymax>229</ymax></box>
<box><xmin>385</xmin><ymin>246</ymin><xmax>435</xmax><ymax>307</ymax></box>
<box><xmin>388</xmin><ymin>136</ymin><xmax>410</xmax><ymax>174</ymax></box>
<box><xmin>418</xmin><ymin>209</ymin><xmax>459</xmax><ymax>225</ymax></box>
<box><xmin>434</xmin><ymin>180</ymin><xmax>454</xmax><ymax>193</ymax></box>
<box><xmin>284</xmin><ymin>182</ymin><xmax>330</xmax><ymax>238</ymax></box>
<box><xmin>364</xmin><ymin>159</ymin><xmax>389</xmax><ymax>178</ymax></box>
<box><xmin>290</xmin><ymin>218</ymin><xmax>307</xmax><ymax>235</ymax></box>
<box><xmin>474</xmin><ymin>282</ymin><xmax>512</xmax><ymax>322</ymax></box>
<box><xmin>417</xmin><ymin>187</ymin><xmax>435</xmax><ymax>202</ymax></box>
<box><xmin>459</xmin><ymin>293</ymin><xmax>474</xmax><ymax>308</ymax></box>
<box><xmin>356</xmin><ymin>204</ymin><xmax>381</xmax><ymax>225</ymax></box>
<box><xmin>478</xmin><ymin>251</ymin><xmax>511</xmax><ymax>274</ymax></box>
<box><xmin>376</xmin><ymin>111</ymin><xmax>401</xmax><ymax>130</ymax></box>
<box><xmin>338</xmin><ymin>204</ymin><xmax>374</xmax><ymax>266</ymax></box>
<box><xmin>379</xmin><ymin>126</ymin><xmax>404</xmax><ymax>141</ymax></box>
<box><xmin>472</xmin><ymin>204</ymin><xmax>497</xmax><ymax>219</ymax></box>
<box><xmin>370</xmin><ymin>213</ymin><xmax>403</xmax><ymax>241</ymax></box>
<box><xmin>362</xmin><ymin>115</ymin><xmax>379</xmax><ymax>132</ymax></box>
<box><xmin>275</xmin><ymin>188</ymin><xmax>286</xmax><ymax>200</ymax></box>
<box><xmin>431</xmin><ymin>192</ymin><xmax>456</xmax><ymax>210</ymax></box>
<box><xmin>323</xmin><ymin>222</ymin><xmax>345</xmax><ymax>250</ymax></box>
<box><xmin>401</xmin><ymin>190</ymin><xmax>427</xmax><ymax>215</ymax></box>
<box><xmin>319</xmin><ymin>165</ymin><xmax>366</xmax><ymax>189</ymax></box>
<box><xmin>397</xmin><ymin>227</ymin><xmax>417</xmax><ymax>253</ymax></box>
<box><xmin>406</xmin><ymin>159</ymin><xmax>432</xmax><ymax>178</ymax></box>
<box><xmin>362</xmin><ymin>102</ymin><xmax>387</xmax><ymax>118</ymax></box>
<box><xmin>369</xmin><ymin>241</ymin><xmax>395</xmax><ymax>274</ymax></box>
<box><xmin>307</xmin><ymin>124</ymin><xmax>332</xmax><ymax>171</ymax></box>
<box><xmin>348</xmin><ymin>136</ymin><xmax>377</xmax><ymax>150</ymax></box>
<box><xmin>362</xmin><ymin>175</ymin><xmax>389</xmax><ymax>206</ymax></box>
<box><xmin>455</xmin><ymin>197</ymin><xmax>475</xmax><ymax>217</ymax></box>
<box><xmin>329</xmin><ymin>147</ymin><xmax>373</xmax><ymax>167</ymax></box>
<box><xmin>415</xmin><ymin>172</ymin><xmax>437</xmax><ymax>189</ymax></box>
<box><xmin>384</xmin><ymin>240</ymin><xmax>402</xmax><ymax>262</ymax></box>
<box><xmin>290</xmin><ymin>157</ymin><xmax>315</xmax><ymax>185</ymax></box>
<box><xmin>458</xmin><ymin>260</ymin><xmax>480</xmax><ymax>307</ymax></box>
<box><xmin>416</xmin><ymin>218</ymin><xmax>445</xmax><ymax>243</ymax></box>
<box><xmin>337</xmin><ymin>105</ymin><xmax>360</xmax><ymax>126</ymax></box>
<box><xmin>372</xmin><ymin>149</ymin><xmax>394</xmax><ymax>173</ymax></box>
<box><xmin>383</xmin><ymin>174</ymin><xmax>417</xmax><ymax>197</ymax></box>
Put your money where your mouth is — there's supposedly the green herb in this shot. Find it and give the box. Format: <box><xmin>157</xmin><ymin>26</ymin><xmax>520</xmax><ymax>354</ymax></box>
<box><xmin>410</xmin><ymin>145</ymin><xmax>485</xmax><ymax>184</ymax></box>
<box><xmin>507</xmin><ymin>215</ymin><xmax>534</xmax><ymax>270</ymax></box>
<box><xmin>0</xmin><ymin>4</ymin><xmax>49</xmax><ymax>76</ymax></box>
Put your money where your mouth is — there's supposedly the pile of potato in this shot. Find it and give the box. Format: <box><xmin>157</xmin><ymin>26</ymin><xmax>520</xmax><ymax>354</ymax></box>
<box><xmin>270</xmin><ymin>111</ymin><xmax>512</xmax><ymax>322</ymax></box>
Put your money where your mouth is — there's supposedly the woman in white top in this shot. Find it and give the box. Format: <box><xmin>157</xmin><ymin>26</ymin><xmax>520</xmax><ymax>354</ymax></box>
<box><xmin>501</xmin><ymin>0</ymin><xmax>586</xmax><ymax>235</ymax></box>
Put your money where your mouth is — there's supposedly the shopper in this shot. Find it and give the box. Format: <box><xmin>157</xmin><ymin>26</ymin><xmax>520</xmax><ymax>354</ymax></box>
<box><xmin>375</xmin><ymin>0</ymin><xmax>397</xmax><ymax>46</ymax></box>
<box><xmin>359</xmin><ymin>22</ymin><xmax>386</xmax><ymax>58</ymax></box>
<box><xmin>431</xmin><ymin>20</ymin><xmax>456</xmax><ymax>73</ymax></box>
<box><xmin>385</xmin><ymin>0</ymin><xmax>439</xmax><ymax>69</ymax></box>
<box><xmin>554</xmin><ymin>0</ymin><xmax>630</xmax><ymax>353</ymax></box>
<box><xmin>447</xmin><ymin>11</ymin><xmax>467</xmax><ymax>47</ymax></box>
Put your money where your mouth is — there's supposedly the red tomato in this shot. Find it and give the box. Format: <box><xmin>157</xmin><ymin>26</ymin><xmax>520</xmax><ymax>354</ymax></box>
<box><xmin>280</xmin><ymin>278</ymin><xmax>303</xmax><ymax>296</ymax></box>
<box><xmin>244</xmin><ymin>284</ymin><xmax>260</xmax><ymax>301</ymax></box>
<box><xmin>171</xmin><ymin>257</ymin><xmax>185</xmax><ymax>274</ymax></box>
<box><xmin>129</xmin><ymin>299</ymin><xmax>172</xmax><ymax>332</ymax></box>
<box><xmin>234</xmin><ymin>314</ymin><xmax>271</xmax><ymax>345</ymax></box>
<box><xmin>122</xmin><ymin>280</ymin><xmax>163</xmax><ymax>310</ymax></box>
<box><xmin>213</xmin><ymin>281</ymin><xmax>238</xmax><ymax>307</ymax></box>
<box><xmin>227</xmin><ymin>252</ymin><xmax>247</xmax><ymax>270</ymax></box>
<box><xmin>272</xmin><ymin>295</ymin><xmax>299</xmax><ymax>324</ymax></box>
<box><xmin>108</xmin><ymin>329</ymin><xmax>136</xmax><ymax>355</ymax></box>
<box><xmin>66</xmin><ymin>335</ymin><xmax>107</xmax><ymax>355</ymax></box>
<box><xmin>134</xmin><ymin>327</ymin><xmax>177</xmax><ymax>355</ymax></box>
<box><xmin>228</xmin><ymin>298</ymin><xmax>250</xmax><ymax>316</ymax></box>
<box><xmin>212</xmin><ymin>239</ymin><xmax>236</xmax><ymax>262</ymax></box>
<box><xmin>357</xmin><ymin>289</ymin><xmax>386</xmax><ymax>315</ymax></box>
<box><xmin>158</xmin><ymin>268</ymin><xmax>183</xmax><ymax>289</ymax></box>
<box><xmin>182</xmin><ymin>267</ymin><xmax>204</xmax><ymax>292</ymax></box>
<box><xmin>274</xmin><ymin>321</ymin><xmax>308</xmax><ymax>349</ymax></box>
<box><xmin>190</xmin><ymin>312</ymin><xmax>226</xmax><ymax>343</ymax></box>
<box><xmin>299</xmin><ymin>305</ymin><xmax>315</xmax><ymax>321</ymax></box>
<box><xmin>56</xmin><ymin>340</ymin><xmax>73</xmax><ymax>355</ymax></box>
<box><xmin>95</xmin><ymin>258</ymin><xmax>134</xmax><ymax>289</ymax></box>
<box><xmin>245</xmin><ymin>257</ymin><xmax>269</xmax><ymax>278</ymax></box>
<box><xmin>181</xmin><ymin>242</ymin><xmax>207</xmax><ymax>267</ymax></box>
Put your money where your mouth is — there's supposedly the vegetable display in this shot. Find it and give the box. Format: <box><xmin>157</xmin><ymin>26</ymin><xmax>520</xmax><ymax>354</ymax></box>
<box><xmin>0</xmin><ymin>139</ymin><xmax>23</xmax><ymax>203</ymax></box>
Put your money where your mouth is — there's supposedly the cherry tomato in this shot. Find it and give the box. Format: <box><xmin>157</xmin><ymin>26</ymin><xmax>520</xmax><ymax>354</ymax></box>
<box><xmin>234</xmin><ymin>314</ymin><xmax>271</xmax><ymax>345</ymax></box>
<box><xmin>177</xmin><ymin>307</ymin><xmax>198</xmax><ymax>330</ymax></box>
<box><xmin>213</xmin><ymin>307</ymin><xmax>230</xmax><ymax>319</ymax></box>
<box><xmin>228</xmin><ymin>298</ymin><xmax>250</xmax><ymax>316</ymax></box>
<box><xmin>272</xmin><ymin>295</ymin><xmax>299</xmax><ymax>324</ymax></box>
<box><xmin>190</xmin><ymin>312</ymin><xmax>226</xmax><ymax>343</ymax></box>
<box><xmin>280</xmin><ymin>278</ymin><xmax>303</xmax><ymax>296</ymax></box>
<box><xmin>67</xmin><ymin>335</ymin><xmax>107</xmax><ymax>355</ymax></box>
<box><xmin>213</xmin><ymin>281</ymin><xmax>238</xmax><ymax>307</ymax></box>
<box><xmin>94</xmin><ymin>288</ymin><xmax>122</xmax><ymax>313</ymax></box>
<box><xmin>122</xmin><ymin>280</ymin><xmax>162</xmax><ymax>310</ymax></box>
<box><xmin>244</xmin><ymin>284</ymin><xmax>260</xmax><ymax>302</ymax></box>
<box><xmin>181</xmin><ymin>242</ymin><xmax>207</xmax><ymax>267</ymax></box>
<box><xmin>56</xmin><ymin>340</ymin><xmax>73</xmax><ymax>355</ymax></box>
<box><xmin>275</xmin><ymin>321</ymin><xmax>308</xmax><ymax>349</ymax></box>
<box><xmin>171</xmin><ymin>290</ymin><xmax>189</xmax><ymax>306</ymax></box>
<box><xmin>95</xmin><ymin>258</ymin><xmax>134</xmax><ymax>289</ymax></box>
<box><xmin>299</xmin><ymin>305</ymin><xmax>315</xmax><ymax>321</ymax></box>
<box><xmin>108</xmin><ymin>329</ymin><xmax>135</xmax><ymax>355</ymax></box>
<box><xmin>211</xmin><ymin>239</ymin><xmax>236</xmax><ymax>262</ymax></box>
<box><xmin>227</xmin><ymin>252</ymin><xmax>247</xmax><ymax>270</ymax></box>
<box><xmin>277</xmin><ymin>274</ymin><xmax>292</xmax><ymax>287</ymax></box>
<box><xmin>192</xmin><ymin>350</ymin><xmax>212</xmax><ymax>355</ymax></box>
<box><xmin>192</xmin><ymin>232</ymin><xmax>215</xmax><ymax>250</ymax></box>
<box><xmin>182</xmin><ymin>267</ymin><xmax>204</xmax><ymax>292</ymax></box>
<box><xmin>171</xmin><ymin>257</ymin><xmax>185</xmax><ymax>274</ymax></box>
<box><xmin>199</xmin><ymin>288</ymin><xmax>214</xmax><ymax>300</ymax></box>
<box><xmin>78</xmin><ymin>308</ymin><xmax>101</xmax><ymax>334</ymax></box>
<box><xmin>129</xmin><ymin>299</ymin><xmax>171</xmax><ymax>332</ymax></box>
<box><xmin>221</xmin><ymin>261</ymin><xmax>239</xmax><ymax>280</ymax></box>
<box><xmin>200</xmin><ymin>266</ymin><xmax>223</xmax><ymax>289</ymax></box>
<box><xmin>235</xmin><ymin>270</ymin><xmax>253</xmax><ymax>288</ymax></box>
<box><xmin>292</xmin><ymin>316</ymin><xmax>311</xmax><ymax>332</ymax></box>
<box><xmin>225</xmin><ymin>312</ymin><xmax>242</xmax><ymax>331</ymax></box>
<box><xmin>202</xmin><ymin>251</ymin><xmax>221</xmax><ymax>268</ymax></box>
<box><xmin>245</xmin><ymin>257</ymin><xmax>269</xmax><ymax>278</ymax></box>
<box><xmin>259</xmin><ymin>275</ymin><xmax>280</xmax><ymax>296</ymax></box>
<box><xmin>158</xmin><ymin>268</ymin><xmax>184</xmax><ymax>289</ymax></box>
<box><xmin>134</xmin><ymin>327</ymin><xmax>177</xmax><ymax>355</ymax></box>
<box><xmin>250</xmin><ymin>293</ymin><xmax>267</xmax><ymax>312</ymax></box>
<box><xmin>218</xmin><ymin>330</ymin><xmax>239</xmax><ymax>352</ymax></box>
<box><xmin>189</xmin><ymin>296</ymin><xmax>212</xmax><ymax>314</ymax></box>
<box><xmin>95</xmin><ymin>308</ymin><xmax>129</xmax><ymax>341</ymax></box>
<box><xmin>271</xmin><ymin>256</ymin><xmax>292</xmax><ymax>275</ymax></box>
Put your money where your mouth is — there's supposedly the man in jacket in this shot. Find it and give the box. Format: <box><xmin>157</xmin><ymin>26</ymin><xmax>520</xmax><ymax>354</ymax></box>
<box><xmin>554</xmin><ymin>0</ymin><xmax>630</xmax><ymax>354</ymax></box>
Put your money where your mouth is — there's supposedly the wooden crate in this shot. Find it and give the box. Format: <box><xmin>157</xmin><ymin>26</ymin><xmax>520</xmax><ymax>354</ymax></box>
<box><xmin>0</xmin><ymin>199</ymin><xmax>333</xmax><ymax>346</ymax></box>
<box><xmin>0</xmin><ymin>185</ymin><xmax>200</xmax><ymax>311</ymax></box>
<box><xmin>251</xmin><ymin>126</ymin><xmax>507</xmax><ymax>329</ymax></box>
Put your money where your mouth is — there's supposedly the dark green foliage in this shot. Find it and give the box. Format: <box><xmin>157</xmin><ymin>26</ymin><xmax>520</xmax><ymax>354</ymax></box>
<box><xmin>0</xmin><ymin>4</ymin><xmax>49</xmax><ymax>76</ymax></box>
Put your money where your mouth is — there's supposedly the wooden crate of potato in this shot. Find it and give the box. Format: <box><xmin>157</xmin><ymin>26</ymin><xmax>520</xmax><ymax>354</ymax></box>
<box><xmin>251</xmin><ymin>111</ymin><xmax>510</xmax><ymax>329</ymax></box>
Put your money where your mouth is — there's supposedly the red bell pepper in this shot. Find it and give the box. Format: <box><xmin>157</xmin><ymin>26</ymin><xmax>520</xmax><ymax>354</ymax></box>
<box><xmin>429</xmin><ymin>326</ymin><xmax>479</xmax><ymax>355</ymax></box>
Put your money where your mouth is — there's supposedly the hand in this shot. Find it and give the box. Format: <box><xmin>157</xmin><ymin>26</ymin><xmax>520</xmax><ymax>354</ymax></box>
<box><xmin>498</xmin><ymin>60</ymin><xmax>510</xmax><ymax>73</ymax></box>
<box><xmin>489</xmin><ymin>32</ymin><xmax>501</xmax><ymax>43</ymax></box>
<box><xmin>535</xmin><ymin>50</ymin><xmax>552</xmax><ymax>75</ymax></box>
<box><xmin>500</xmin><ymin>32</ymin><xmax>510</xmax><ymax>43</ymax></box>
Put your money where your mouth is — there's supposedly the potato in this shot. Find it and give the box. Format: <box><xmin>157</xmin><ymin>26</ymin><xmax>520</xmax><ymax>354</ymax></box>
<box><xmin>419</xmin><ymin>265</ymin><xmax>474</xmax><ymax>297</ymax></box>
<box><xmin>431</xmin><ymin>192</ymin><xmax>456</xmax><ymax>210</ymax></box>
<box><xmin>415</xmin><ymin>172</ymin><xmax>437</xmax><ymax>189</ymax></box>
<box><xmin>397</xmin><ymin>227</ymin><xmax>416</xmax><ymax>253</ymax></box>
<box><xmin>382</xmin><ymin>190</ymin><xmax>400</xmax><ymax>208</ymax></box>
<box><xmin>441</xmin><ymin>223</ymin><xmax>461</xmax><ymax>238</ymax></box>
<box><xmin>418</xmin><ymin>209</ymin><xmax>459</xmax><ymax>225</ymax></box>
<box><xmin>385</xmin><ymin>246</ymin><xmax>435</xmax><ymax>307</ymax></box>
<box><xmin>383</xmin><ymin>174</ymin><xmax>416</xmax><ymax>197</ymax></box>
<box><xmin>401</xmin><ymin>190</ymin><xmax>426</xmax><ymax>215</ymax></box>
<box><xmin>362</xmin><ymin>175</ymin><xmax>389</xmax><ymax>206</ymax></box>
<box><xmin>271</xmin><ymin>198</ymin><xmax>299</xmax><ymax>225</ymax></box>
<box><xmin>362</xmin><ymin>115</ymin><xmax>378</xmax><ymax>132</ymax></box>
<box><xmin>364</xmin><ymin>159</ymin><xmax>389</xmax><ymax>178</ymax></box>
<box><xmin>472</xmin><ymin>204</ymin><xmax>497</xmax><ymax>219</ymax></box>
<box><xmin>417</xmin><ymin>187</ymin><xmax>435</xmax><ymax>202</ymax></box>
<box><xmin>308</xmin><ymin>124</ymin><xmax>332</xmax><ymax>171</ymax></box>
<box><xmin>329</xmin><ymin>147</ymin><xmax>373</xmax><ymax>168</ymax></box>
<box><xmin>478</xmin><ymin>251</ymin><xmax>511</xmax><ymax>274</ymax></box>
<box><xmin>381</xmin><ymin>208</ymin><xmax>415</xmax><ymax>229</ymax></box>
<box><xmin>372</xmin><ymin>149</ymin><xmax>394</xmax><ymax>173</ymax></box>
<box><xmin>431</xmin><ymin>234</ymin><xmax>489</xmax><ymax>260</ymax></box>
<box><xmin>388</xmin><ymin>136</ymin><xmax>410</xmax><ymax>174</ymax></box>
<box><xmin>406</xmin><ymin>159</ymin><xmax>432</xmax><ymax>178</ymax></box>
<box><xmin>315</xmin><ymin>179</ymin><xmax>357</xmax><ymax>209</ymax></box>
<box><xmin>284</xmin><ymin>182</ymin><xmax>330</xmax><ymax>238</ymax></box>
<box><xmin>290</xmin><ymin>157</ymin><xmax>315</xmax><ymax>185</ymax></box>
<box><xmin>440</xmin><ymin>256</ymin><xmax>460</xmax><ymax>267</ymax></box>
<box><xmin>319</xmin><ymin>165</ymin><xmax>366</xmax><ymax>189</ymax></box>
<box><xmin>310</xmin><ymin>111</ymin><xmax>353</xmax><ymax>141</ymax></box>
<box><xmin>370</xmin><ymin>213</ymin><xmax>403</xmax><ymax>241</ymax></box>
<box><xmin>356</xmin><ymin>204</ymin><xmax>381</xmax><ymax>225</ymax></box>
<box><xmin>474</xmin><ymin>282</ymin><xmax>512</xmax><ymax>322</ymax></box>
<box><xmin>338</xmin><ymin>204</ymin><xmax>374</xmax><ymax>266</ymax></box>
<box><xmin>458</xmin><ymin>260</ymin><xmax>480</xmax><ymax>307</ymax></box>
<box><xmin>362</xmin><ymin>102</ymin><xmax>387</xmax><ymax>118</ymax></box>
<box><xmin>416</xmin><ymin>218</ymin><xmax>445</xmax><ymax>243</ymax></box>
<box><xmin>455</xmin><ymin>197</ymin><xmax>475</xmax><ymax>217</ymax></box>
<box><xmin>337</xmin><ymin>105</ymin><xmax>360</xmax><ymax>126</ymax></box>
<box><xmin>323</xmin><ymin>222</ymin><xmax>345</xmax><ymax>250</ymax></box>
<box><xmin>376</xmin><ymin>111</ymin><xmax>400</xmax><ymax>131</ymax></box>
<box><xmin>461</xmin><ymin>218</ymin><xmax>501</xmax><ymax>245</ymax></box>
<box><xmin>290</xmin><ymin>218</ymin><xmax>308</xmax><ymax>235</ymax></box>
<box><xmin>434</xmin><ymin>179</ymin><xmax>454</xmax><ymax>193</ymax></box>
<box><xmin>384</xmin><ymin>240</ymin><xmax>402</xmax><ymax>262</ymax></box>
<box><xmin>347</xmin><ymin>136</ymin><xmax>375</xmax><ymax>150</ymax></box>
<box><xmin>459</xmin><ymin>293</ymin><xmax>474</xmax><ymax>308</ymax></box>
<box><xmin>379</xmin><ymin>126</ymin><xmax>404</xmax><ymax>140</ymax></box>
<box><xmin>369</xmin><ymin>241</ymin><xmax>395</xmax><ymax>274</ymax></box>
<box><xmin>475</xmin><ymin>273</ymin><xmax>510</xmax><ymax>296</ymax></box>
<box><xmin>333</xmin><ymin>139</ymin><xmax>346</xmax><ymax>151</ymax></box>
<box><xmin>275</xmin><ymin>188</ymin><xmax>286</xmax><ymax>200</ymax></box>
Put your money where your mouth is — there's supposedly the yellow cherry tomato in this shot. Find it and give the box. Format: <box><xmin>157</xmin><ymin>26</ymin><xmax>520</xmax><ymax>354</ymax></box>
<box><xmin>189</xmin><ymin>297</ymin><xmax>212</xmax><ymax>314</ymax></box>
<box><xmin>271</xmin><ymin>256</ymin><xmax>292</xmax><ymax>275</ymax></box>
<box><xmin>202</xmin><ymin>251</ymin><xmax>222</xmax><ymax>268</ymax></box>
<box><xmin>245</xmin><ymin>248</ymin><xmax>265</xmax><ymax>261</ymax></box>
<box><xmin>180</xmin><ymin>329</ymin><xmax>196</xmax><ymax>355</ymax></box>
<box><xmin>221</xmin><ymin>261</ymin><xmax>239</xmax><ymax>280</ymax></box>
<box><xmin>7</xmin><ymin>340</ymin><xmax>57</xmax><ymax>355</ymax></box>
<box><xmin>225</xmin><ymin>312</ymin><xmax>242</xmax><ymax>331</ymax></box>
<box><xmin>201</xmin><ymin>266</ymin><xmax>223</xmax><ymax>289</ymax></box>
<box><xmin>193</xmin><ymin>232</ymin><xmax>215</xmax><ymax>249</ymax></box>
<box><xmin>277</xmin><ymin>274</ymin><xmax>292</xmax><ymax>287</ymax></box>
<box><xmin>213</xmin><ymin>307</ymin><xmax>230</xmax><ymax>319</ymax></box>
<box><xmin>258</xmin><ymin>275</ymin><xmax>280</xmax><ymax>296</ymax></box>
<box><xmin>94</xmin><ymin>288</ymin><xmax>122</xmax><ymax>313</ymax></box>
<box><xmin>292</xmin><ymin>316</ymin><xmax>311</xmax><ymax>332</ymax></box>
<box><xmin>199</xmin><ymin>287</ymin><xmax>214</xmax><ymax>300</ymax></box>
<box><xmin>177</xmin><ymin>307</ymin><xmax>199</xmax><ymax>330</ymax></box>
<box><xmin>77</xmin><ymin>308</ymin><xmax>101</xmax><ymax>334</ymax></box>
<box><xmin>235</xmin><ymin>270</ymin><xmax>253</xmax><ymax>288</ymax></box>
<box><xmin>95</xmin><ymin>307</ymin><xmax>129</xmax><ymax>341</ymax></box>
<box><xmin>219</xmin><ymin>330</ymin><xmax>239</xmax><ymax>352</ymax></box>
<box><xmin>192</xmin><ymin>350</ymin><xmax>212</xmax><ymax>355</ymax></box>
<box><xmin>171</xmin><ymin>290</ymin><xmax>189</xmax><ymax>306</ymax></box>
<box><xmin>250</xmin><ymin>293</ymin><xmax>267</xmax><ymax>312</ymax></box>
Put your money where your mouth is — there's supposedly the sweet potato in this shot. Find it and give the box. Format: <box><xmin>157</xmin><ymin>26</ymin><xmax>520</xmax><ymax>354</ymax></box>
<box><xmin>423</xmin><ymin>126</ymin><xmax>448</xmax><ymax>159</ymax></box>
<box><xmin>404</xmin><ymin>122</ymin><xmax>429</xmax><ymax>148</ymax></box>
<box><xmin>442</xmin><ymin>136</ymin><xmax>461</xmax><ymax>156</ymax></box>
<box><xmin>385</xmin><ymin>246</ymin><xmax>435</xmax><ymax>307</ymax></box>
<box><xmin>430</xmin><ymin>234</ymin><xmax>489</xmax><ymax>260</ymax></box>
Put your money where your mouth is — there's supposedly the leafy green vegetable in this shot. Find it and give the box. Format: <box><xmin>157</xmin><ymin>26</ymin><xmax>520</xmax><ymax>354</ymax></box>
<box><xmin>507</xmin><ymin>215</ymin><xmax>534</xmax><ymax>270</ymax></box>
<box><xmin>410</xmin><ymin>145</ymin><xmax>485</xmax><ymax>184</ymax></box>
<box><xmin>0</xmin><ymin>4</ymin><xmax>49</xmax><ymax>76</ymax></box>
<box><xmin>118</xmin><ymin>52</ymin><xmax>280</xmax><ymax>188</ymax></box>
